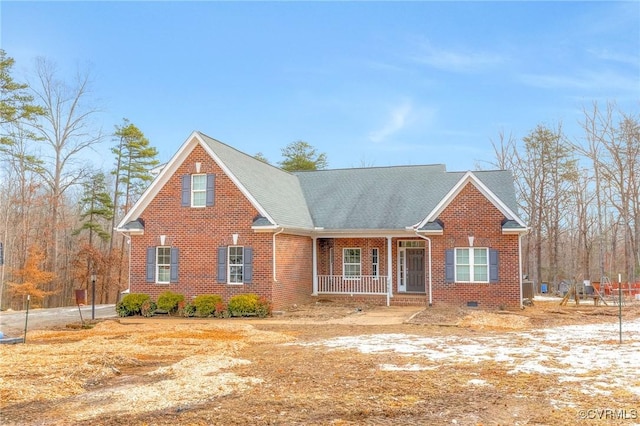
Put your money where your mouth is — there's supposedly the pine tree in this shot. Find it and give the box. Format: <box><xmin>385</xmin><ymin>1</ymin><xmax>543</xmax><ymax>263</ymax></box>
<box><xmin>75</xmin><ymin>172</ymin><xmax>114</xmax><ymax>245</ymax></box>
<box><xmin>110</xmin><ymin>119</ymin><xmax>159</xmax><ymax>245</ymax></box>
<box><xmin>109</xmin><ymin>119</ymin><xmax>159</xmax><ymax>298</ymax></box>
<box><xmin>0</xmin><ymin>49</ymin><xmax>44</xmax><ymax>147</ymax></box>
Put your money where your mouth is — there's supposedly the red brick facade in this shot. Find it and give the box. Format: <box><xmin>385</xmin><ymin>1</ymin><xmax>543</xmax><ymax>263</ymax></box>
<box><xmin>430</xmin><ymin>183</ymin><xmax>521</xmax><ymax>309</ymax></box>
<box><xmin>127</xmin><ymin>142</ymin><xmax>522</xmax><ymax>311</ymax></box>
<box><xmin>130</xmin><ymin>145</ymin><xmax>278</xmax><ymax>305</ymax></box>
<box><xmin>314</xmin><ymin>184</ymin><xmax>521</xmax><ymax>310</ymax></box>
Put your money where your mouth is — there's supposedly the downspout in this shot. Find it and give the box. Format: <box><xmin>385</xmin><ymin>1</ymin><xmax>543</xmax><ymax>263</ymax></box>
<box><xmin>414</xmin><ymin>231</ymin><xmax>433</xmax><ymax>307</ymax></box>
<box><xmin>519</xmin><ymin>233</ymin><xmax>523</xmax><ymax>309</ymax></box>
<box><xmin>126</xmin><ymin>234</ymin><xmax>132</xmax><ymax>293</ymax></box>
<box><xmin>272</xmin><ymin>227</ymin><xmax>284</xmax><ymax>282</ymax></box>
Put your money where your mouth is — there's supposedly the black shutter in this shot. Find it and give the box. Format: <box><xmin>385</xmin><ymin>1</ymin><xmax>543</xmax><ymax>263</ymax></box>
<box><xmin>244</xmin><ymin>247</ymin><xmax>253</xmax><ymax>283</ymax></box>
<box><xmin>206</xmin><ymin>174</ymin><xmax>215</xmax><ymax>207</ymax></box>
<box><xmin>445</xmin><ymin>249</ymin><xmax>454</xmax><ymax>283</ymax></box>
<box><xmin>181</xmin><ymin>175</ymin><xmax>190</xmax><ymax>206</ymax></box>
<box><xmin>146</xmin><ymin>247</ymin><xmax>156</xmax><ymax>282</ymax></box>
<box><xmin>489</xmin><ymin>249</ymin><xmax>499</xmax><ymax>283</ymax></box>
<box><xmin>217</xmin><ymin>246</ymin><xmax>227</xmax><ymax>283</ymax></box>
<box><xmin>170</xmin><ymin>247</ymin><xmax>179</xmax><ymax>283</ymax></box>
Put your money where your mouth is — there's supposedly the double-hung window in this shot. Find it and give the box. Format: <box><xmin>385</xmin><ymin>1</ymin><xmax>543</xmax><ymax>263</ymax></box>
<box><xmin>228</xmin><ymin>246</ymin><xmax>244</xmax><ymax>284</ymax></box>
<box><xmin>343</xmin><ymin>248</ymin><xmax>361</xmax><ymax>278</ymax></box>
<box><xmin>147</xmin><ymin>246</ymin><xmax>178</xmax><ymax>284</ymax></box>
<box><xmin>217</xmin><ymin>246</ymin><xmax>253</xmax><ymax>284</ymax></box>
<box><xmin>191</xmin><ymin>174</ymin><xmax>207</xmax><ymax>207</ymax></box>
<box><xmin>181</xmin><ymin>173</ymin><xmax>214</xmax><ymax>207</ymax></box>
<box><xmin>156</xmin><ymin>247</ymin><xmax>171</xmax><ymax>283</ymax></box>
<box><xmin>455</xmin><ymin>248</ymin><xmax>489</xmax><ymax>283</ymax></box>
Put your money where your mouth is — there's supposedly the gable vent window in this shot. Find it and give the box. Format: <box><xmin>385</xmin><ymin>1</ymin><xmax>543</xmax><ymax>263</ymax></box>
<box><xmin>182</xmin><ymin>174</ymin><xmax>215</xmax><ymax>207</ymax></box>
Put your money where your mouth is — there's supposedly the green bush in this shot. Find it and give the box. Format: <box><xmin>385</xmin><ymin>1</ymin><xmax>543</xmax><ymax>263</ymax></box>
<box><xmin>228</xmin><ymin>293</ymin><xmax>271</xmax><ymax>317</ymax></box>
<box><xmin>181</xmin><ymin>302</ymin><xmax>196</xmax><ymax>317</ymax></box>
<box><xmin>116</xmin><ymin>293</ymin><xmax>150</xmax><ymax>317</ymax></box>
<box><xmin>193</xmin><ymin>294</ymin><xmax>223</xmax><ymax>317</ymax></box>
<box><xmin>115</xmin><ymin>302</ymin><xmax>130</xmax><ymax>317</ymax></box>
<box><xmin>156</xmin><ymin>291</ymin><xmax>185</xmax><ymax>314</ymax></box>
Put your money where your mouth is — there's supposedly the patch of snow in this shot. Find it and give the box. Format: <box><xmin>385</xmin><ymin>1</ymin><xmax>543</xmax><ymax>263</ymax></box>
<box><xmin>295</xmin><ymin>318</ymin><xmax>640</xmax><ymax>403</ymax></box>
<box><xmin>379</xmin><ymin>363</ymin><xmax>436</xmax><ymax>371</ymax></box>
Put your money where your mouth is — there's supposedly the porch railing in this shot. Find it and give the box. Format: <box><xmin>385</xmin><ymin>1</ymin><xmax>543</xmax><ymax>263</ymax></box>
<box><xmin>317</xmin><ymin>275</ymin><xmax>388</xmax><ymax>295</ymax></box>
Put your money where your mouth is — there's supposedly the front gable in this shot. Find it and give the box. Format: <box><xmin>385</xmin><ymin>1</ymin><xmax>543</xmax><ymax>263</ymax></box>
<box><xmin>414</xmin><ymin>171</ymin><xmax>527</xmax><ymax>235</ymax></box>
<box><xmin>117</xmin><ymin>132</ymin><xmax>275</xmax><ymax>232</ymax></box>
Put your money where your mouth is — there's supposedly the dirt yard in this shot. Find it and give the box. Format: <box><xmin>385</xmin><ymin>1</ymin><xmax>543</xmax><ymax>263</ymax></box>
<box><xmin>1</xmin><ymin>298</ymin><xmax>639</xmax><ymax>425</ymax></box>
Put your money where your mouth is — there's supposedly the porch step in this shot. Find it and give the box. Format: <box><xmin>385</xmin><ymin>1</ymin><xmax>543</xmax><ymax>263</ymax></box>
<box><xmin>314</xmin><ymin>293</ymin><xmax>428</xmax><ymax>307</ymax></box>
<box><xmin>391</xmin><ymin>294</ymin><xmax>429</xmax><ymax>306</ymax></box>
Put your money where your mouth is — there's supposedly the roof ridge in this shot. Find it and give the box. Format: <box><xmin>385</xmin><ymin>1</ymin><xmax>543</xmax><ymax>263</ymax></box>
<box><xmin>293</xmin><ymin>163</ymin><xmax>448</xmax><ymax>174</ymax></box>
<box><xmin>196</xmin><ymin>131</ymin><xmax>294</xmax><ymax>176</ymax></box>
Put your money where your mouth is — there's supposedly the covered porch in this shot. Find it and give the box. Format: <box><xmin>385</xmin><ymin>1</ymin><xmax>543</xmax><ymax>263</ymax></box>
<box><xmin>311</xmin><ymin>235</ymin><xmax>433</xmax><ymax>306</ymax></box>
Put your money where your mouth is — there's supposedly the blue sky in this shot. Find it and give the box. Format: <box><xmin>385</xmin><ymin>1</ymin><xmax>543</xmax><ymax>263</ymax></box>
<box><xmin>2</xmin><ymin>1</ymin><xmax>639</xmax><ymax>171</ymax></box>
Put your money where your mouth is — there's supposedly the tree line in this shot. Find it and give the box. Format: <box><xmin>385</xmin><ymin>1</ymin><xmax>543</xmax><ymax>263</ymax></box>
<box><xmin>491</xmin><ymin>102</ymin><xmax>639</xmax><ymax>292</ymax></box>
<box><xmin>1</xmin><ymin>47</ymin><xmax>638</xmax><ymax>309</ymax></box>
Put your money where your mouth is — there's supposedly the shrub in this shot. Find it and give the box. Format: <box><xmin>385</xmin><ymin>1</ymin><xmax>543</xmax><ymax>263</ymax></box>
<box><xmin>116</xmin><ymin>302</ymin><xmax>130</xmax><ymax>317</ymax></box>
<box><xmin>182</xmin><ymin>302</ymin><xmax>196</xmax><ymax>317</ymax></box>
<box><xmin>255</xmin><ymin>296</ymin><xmax>272</xmax><ymax>318</ymax></box>
<box><xmin>140</xmin><ymin>300</ymin><xmax>157</xmax><ymax>317</ymax></box>
<box><xmin>228</xmin><ymin>293</ymin><xmax>270</xmax><ymax>317</ymax></box>
<box><xmin>214</xmin><ymin>301</ymin><xmax>229</xmax><ymax>318</ymax></box>
<box><xmin>156</xmin><ymin>291</ymin><xmax>185</xmax><ymax>314</ymax></box>
<box><xmin>116</xmin><ymin>293</ymin><xmax>150</xmax><ymax>317</ymax></box>
<box><xmin>193</xmin><ymin>294</ymin><xmax>223</xmax><ymax>317</ymax></box>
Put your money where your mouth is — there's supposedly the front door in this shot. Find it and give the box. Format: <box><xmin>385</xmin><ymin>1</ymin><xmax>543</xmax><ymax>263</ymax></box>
<box><xmin>406</xmin><ymin>248</ymin><xmax>425</xmax><ymax>292</ymax></box>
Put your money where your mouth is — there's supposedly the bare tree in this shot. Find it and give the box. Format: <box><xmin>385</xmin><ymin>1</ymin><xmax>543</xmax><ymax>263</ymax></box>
<box><xmin>491</xmin><ymin>124</ymin><xmax>576</xmax><ymax>291</ymax></box>
<box><xmin>576</xmin><ymin>102</ymin><xmax>640</xmax><ymax>286</ymax></box>
<box><xmin>26</xmin><ymin>57</ymin><xmax>103</xmax><ymax>306</ymax></box>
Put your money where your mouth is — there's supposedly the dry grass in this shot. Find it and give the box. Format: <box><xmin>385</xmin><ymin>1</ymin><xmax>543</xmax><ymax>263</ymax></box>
<box><xmin>1</xmin><ymin>300</ymin><xmax>639</xmax><ymax>425</ymax></box>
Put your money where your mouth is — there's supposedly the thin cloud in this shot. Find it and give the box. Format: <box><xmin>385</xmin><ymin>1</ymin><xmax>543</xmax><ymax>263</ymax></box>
<box><xmin>410</xmin><ymin>40</ymin><xmax>504</xmax><ymax>73</ymax></box>
<box><xmin>587</xmin><ymin>48</ymin><xmax>639</xmax><ymax>68</ymax></box>
<box><xmin>520</xmin><ymin>69</ymin><xmax>639</xmax><ymax>92</ymax></box>
<box><xmin>369</xmin><ymin>101</ymin><xmax>413</xmax><ymax>143</ymax></box>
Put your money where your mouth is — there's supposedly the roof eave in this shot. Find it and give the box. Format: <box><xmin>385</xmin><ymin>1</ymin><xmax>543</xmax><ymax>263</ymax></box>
<box><xmin>118</xmin><ymin>229</ymin><xmax>144</xmax><ymax>236</ymax></box>
<box><xmin>502</xmin><ymin>227</ymin><xmax>529</xmax><ymax>235</ymax></box>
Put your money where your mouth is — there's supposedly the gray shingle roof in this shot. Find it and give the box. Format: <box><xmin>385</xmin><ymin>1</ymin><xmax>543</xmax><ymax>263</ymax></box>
<box><xmin>198</xmin><ymin>133</ymin><xmax>314</xmax><ymax>229</ymax></box>
<box><xmin>198</xmin><ymin>133</ymin><xmax>521</xmax><ymax>231</ymax></box>
<box><xmin>294</xmin><ymin>166</ymin><xmax>519</xmax><ymax>230</ymax></box>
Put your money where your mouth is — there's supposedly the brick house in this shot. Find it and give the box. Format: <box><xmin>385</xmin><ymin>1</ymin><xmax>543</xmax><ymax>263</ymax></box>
<box><xmin>116</xmin><ymin>131</ymin><xmax>528</xmax><ymax>310</ymax></box>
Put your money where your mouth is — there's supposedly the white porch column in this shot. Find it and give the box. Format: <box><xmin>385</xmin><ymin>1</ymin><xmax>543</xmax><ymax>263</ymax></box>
<box><xmin>312</xmin><ymin>236</ymin><xmax>318</xmax><ymax>295</ymax></box>
<box><xmin>387</xmin><ymin>236</ymin><xmax>393</xmax><ymax>305</ymax></box>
